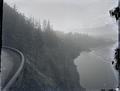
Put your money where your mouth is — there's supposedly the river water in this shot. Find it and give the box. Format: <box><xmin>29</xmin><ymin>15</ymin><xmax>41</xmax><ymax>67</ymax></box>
<box><xmin>74</xmin><ymin>42</ymin><xmax>119</xmax><ymax>90</ymax></box>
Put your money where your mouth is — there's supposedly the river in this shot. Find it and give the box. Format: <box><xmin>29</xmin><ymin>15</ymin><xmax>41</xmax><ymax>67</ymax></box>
<box><xmin>74</xmin><ymin>42</ymin><xmax>119</xmax><ymax>90</ymax></box>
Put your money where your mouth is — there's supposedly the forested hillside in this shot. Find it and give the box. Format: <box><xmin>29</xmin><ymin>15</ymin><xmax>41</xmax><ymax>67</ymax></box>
<box><xmin>2</xmin><ymin>3</ymin><xmax>114</xmax><ymax>91</ymax></box>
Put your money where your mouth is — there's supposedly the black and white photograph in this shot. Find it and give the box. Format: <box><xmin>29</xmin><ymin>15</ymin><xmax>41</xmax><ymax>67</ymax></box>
<box><xmin>1</xmin><ymin>0</ymin><xmax>120</xmax><ymax>91</ymax></box>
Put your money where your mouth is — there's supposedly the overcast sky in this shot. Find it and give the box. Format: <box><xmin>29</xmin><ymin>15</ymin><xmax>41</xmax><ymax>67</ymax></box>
<box><xmin>4</xmin><ymin>0</ymin><xmax>118</xmax><ymax>34</ymax></box>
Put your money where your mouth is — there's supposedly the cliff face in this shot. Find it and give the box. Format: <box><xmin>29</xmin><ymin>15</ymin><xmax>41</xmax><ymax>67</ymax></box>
<box><xmin>10</xmin><ymin>55</ymin><xmax>85</xmax><ymax>91</ymax></box>
<box><xmin>2</xmin><ymin>3</ymin><xmax>85</xmax><ymax>91</ymax></box>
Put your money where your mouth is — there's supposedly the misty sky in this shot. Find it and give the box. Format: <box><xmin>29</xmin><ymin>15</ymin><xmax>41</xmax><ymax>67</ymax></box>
<box><xmin>4</xmin><ymin>0</ymin><xmax>118</xmax><ymax>35</ymax></box>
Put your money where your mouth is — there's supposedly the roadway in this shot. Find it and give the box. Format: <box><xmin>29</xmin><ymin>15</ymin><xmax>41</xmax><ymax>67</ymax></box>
<box><xmin>1</xmin><ymin>47</ymin><xmax>24</xmax><ymax>91</ymax></box>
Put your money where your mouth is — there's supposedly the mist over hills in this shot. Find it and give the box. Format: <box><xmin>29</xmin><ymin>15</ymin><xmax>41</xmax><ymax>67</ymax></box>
<box><xmin>55</xmin><ymin>30</ymin><xmax>115</xmax><ymax>50</ymax></box>
<box><xmin>70</xmin><ymin>24</ymin><xmax>118</xmax><ymax>41</ymax></box>
<box><xmin>2</xmin><ymin>3</ymin><xmax>115</xmax><ymax>91</ymax></box>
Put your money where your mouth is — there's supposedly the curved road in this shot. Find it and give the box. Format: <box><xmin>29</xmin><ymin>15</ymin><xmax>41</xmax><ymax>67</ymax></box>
<box><xmin>1</xmin><ymin>47</ymin><xmax>24</xmax><ymax>91</ymax></box>
<box><xmin>1</xmin><ymin>50</ymin><xmax>13</xmax><ymax>89</ymax></box>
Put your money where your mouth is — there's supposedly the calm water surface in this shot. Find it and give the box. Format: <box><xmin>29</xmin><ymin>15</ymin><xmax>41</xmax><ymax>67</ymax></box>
<box><xmin>74</xmin><ymin>43</ymin><xmax>118</xmax><ymax>90</ymax></box>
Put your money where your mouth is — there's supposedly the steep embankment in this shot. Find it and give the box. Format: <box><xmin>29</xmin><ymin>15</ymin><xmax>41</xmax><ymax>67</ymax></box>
<box><xmin>2</xmin><ymin>3</ymin><xmax>85</xmax><ymax>91</ymax></box>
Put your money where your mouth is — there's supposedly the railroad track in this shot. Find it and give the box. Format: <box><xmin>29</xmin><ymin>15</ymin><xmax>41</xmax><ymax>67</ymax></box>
<box><xmin>1</xmin><ymin>46</ymin><xmax>25</xmax><ymax>91</ymax></box>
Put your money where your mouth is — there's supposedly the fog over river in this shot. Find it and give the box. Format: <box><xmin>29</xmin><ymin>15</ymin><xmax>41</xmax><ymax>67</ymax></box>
<box><xmin>74</xmin><ymin>42</ymin><xmax>119</xmax><ymax>90</ymax></box>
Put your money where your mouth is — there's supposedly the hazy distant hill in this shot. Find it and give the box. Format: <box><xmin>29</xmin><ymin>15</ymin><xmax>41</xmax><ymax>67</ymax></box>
<box><xmin>70</xmin><ymin>24</ymin><xmax>117</xmax><ymax>40</ymax></box>
<box><xmin>55</xmin><ymin>31</ymin><xmax>115</xmax><ymax>50</ymax></box>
